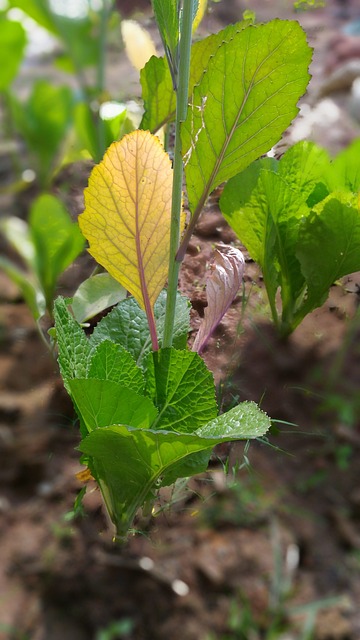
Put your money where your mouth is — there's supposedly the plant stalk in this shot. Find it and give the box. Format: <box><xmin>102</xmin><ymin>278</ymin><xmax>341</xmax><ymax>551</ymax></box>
<box><xmin>163</xmin><ymin>0</ymin><xmax>194</xmax><ymax>348</ymax></box>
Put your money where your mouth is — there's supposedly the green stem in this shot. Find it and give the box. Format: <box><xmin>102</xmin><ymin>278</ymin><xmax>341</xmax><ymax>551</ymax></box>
<box><xmin>163</xmin><ymin>0</ymin><xmax>195</xmax><ymax>348</ymax></box>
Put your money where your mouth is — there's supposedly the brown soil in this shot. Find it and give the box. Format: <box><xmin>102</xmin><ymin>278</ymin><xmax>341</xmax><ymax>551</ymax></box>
<box><xmin>1</xmin><ymin>1</ymin><xmax>360</xmax><ymax>639</ymax></box>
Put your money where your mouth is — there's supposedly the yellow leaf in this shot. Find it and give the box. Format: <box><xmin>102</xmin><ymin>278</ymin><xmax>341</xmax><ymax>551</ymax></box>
<box><xmin>121</xmin><ymin>20</ymin><xmax>157</xmax><ymax>71</ymax></box>
<box><xmin>193</xmin><ymin>0</ymin><xmax>208</xmax><ymax>34</ymax></box>
<box><xmin>79</xmin><ymin>130</ymin><xmax>176</xmax><ymax>315</ymax></box>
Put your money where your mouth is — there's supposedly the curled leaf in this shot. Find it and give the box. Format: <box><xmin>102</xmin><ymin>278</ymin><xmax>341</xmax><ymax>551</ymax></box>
<box><xmin>193</xmin><ymin>245</ymin><xmax>245</xmax><ymax>354</ymax></box>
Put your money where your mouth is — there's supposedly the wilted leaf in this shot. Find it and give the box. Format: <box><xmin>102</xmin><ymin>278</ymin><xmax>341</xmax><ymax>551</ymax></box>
<box><xmin>79</xmin><ymin>130</ymin><xmax>177</xmax><ymax>317</ymax></box>
<box><xmin>193</xmin><ymin>245</ymin><xmax>245</xmax><ymax>353</ymax></box>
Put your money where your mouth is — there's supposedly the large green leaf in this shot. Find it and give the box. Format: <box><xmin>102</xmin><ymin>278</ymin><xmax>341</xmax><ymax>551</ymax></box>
<box><xmin>87</xmin><ymin>340</ymin><xmax>145</xmax><ymax>394</ymax></box>
<box><xmin>90</xmin><ymin>290</ymin><xmax>190</xmax><ymax>365</ymax></box>
<box><xmin>145</xmin><ymin>347</ymin><xmax>218</xmax><ymax>432</ymax></box>
<box><xmin>296</xmin><ymin>192</ymin><xmax>360</xmax><ymax>318</ymax></box>
<box><xmin>30</xmin><ymin>194</ymin><xmax>85</xmax><ymax>312</ymax></box>
<box><xmin>68</xmin><ymin>379</ymin><xmax>158</xmax><ymax>432</ymax></box>
<box><xmin>182</xmin><ymin>19</ymin><xmax>312</xmax><ymax>215</ymax></box>
<box><xmin>140</xmin><ymin>20</ymin><xmax>251</xmax><ymax>133</ymax></box>
<box><xmin>0</xmin><ymin>18</ymin><xmax>26</xmax><ymax>90</ymax></box>
<box><xmin>79</xmin><ymin>400</ymin><xmax>270</xmax><ymax>539</ymax></box>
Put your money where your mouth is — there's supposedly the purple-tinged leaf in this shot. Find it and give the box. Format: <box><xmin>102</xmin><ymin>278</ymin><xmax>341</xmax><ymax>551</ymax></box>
<box><xmin>193</xmin><ymin>245</ymin><xmax>245</xmax><ymax>354</ymax></box>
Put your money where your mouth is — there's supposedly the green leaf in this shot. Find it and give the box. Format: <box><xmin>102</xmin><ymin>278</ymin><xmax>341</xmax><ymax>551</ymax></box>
<box><xmin>68</xmin><ymin>379</ymin><xmax>158</xmax><ymax>433</ymax></box>
<box><xmin>79</xmin><ymin>400</ymin><xmax>270</xmax><ymax>539</ymax></box>
<box><xmin>140</xmin><ymin>20</ymin><xmax>251</xmax><ymax>133</ymax></box>
<box><xmin>327</xmin><ymin>138</ymin><xmax>360</xmax><ymax>193</ymax></box>
<box><xmin>296</xmin><ymin>192</ymin><xmax>360</xmax><ymax>316</ymax></box>
<box><xmin>0</xmin><ymin>18</ymin><xmax>26</xmax><ymax>90</ymax></box>
<box><xmin>87</xmin><ymin>340</ymin><xmax>145</xmax><ymax>394</ymax></box>
<box><xmin>8</xmin><ymin>0</ymin><xmax>58</xmax><ymax>34</ymax></box>
<box><xmin>54</xmin><ymin>297</ymin><xmax>91</xmax><ymax>382</ymax></box>
<box><xmin>145</xmin><ymin>347</ymin><xmax>218</xmax><ymax>432</ymax></box>
<box><xmin>220</xmin><ymin>141</ymin><xmax>330</xmax><ymax>333</ymax></box>
<box><xmin>9</xmin><ymin>81</ymin><xmax>74</xmax><ymax>184</ymax></box>
<box><xmin>152</xmin><ymin>0</ymin><xmax>178</xmax><ymax>67</ymax></box>
<box><xmin>90</xmin><ymin>290</ymin><xmax>190</xmax><ymax>365</ymax></box>
<box><xmin>30</xmin><ymin>194</ymin><xmax>85</xmax><ymax>313</ymax></box>
<box><xmin>196</xmin><ymin>401</ymin><xmax>271</xmax><ymax>439</ymax></box>
<box><xmin>71</xmin><ymin>273</ymin><xmax>127</xmax><ymax>323</ymax></box>
<box><xmin>182</xmin><ymin>19</ymin><xmax>312</xmax><ymax>215</ymax></box>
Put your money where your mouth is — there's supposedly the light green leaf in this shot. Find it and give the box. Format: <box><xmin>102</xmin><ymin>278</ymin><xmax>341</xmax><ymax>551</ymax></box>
<box><xmin>8</xmin><ymin>0</ymin><xmax>58</xmax><ymax>34</ymax></box>
<box><xmin>30</xmin><ymin>194</ymin><xmax>85</xmax><ymax>312</ymax></box>
<box><xmin>152</xmin><ymin>0</ymin><xmax>178</xmax><ymax>64</ymax></box>
<box><xmin>53</xmin><ymin>297</ymin><xmax>91</xmax><ymax>382</ymax></box>
<box><xmin>140</xmin><ymin>20</ymin><xmax>251</xmax><ymax>133</ymax></box>
<box><xmin>327</xmin><ymin>138</ymin><xmax>360</xmax><ymax>193</ymax></box>
<box><xmin>0</xmin><ymin>18</ymin><xmax>26</xmax><ymax>90</ymax></box>
<box><xmin>90</xmin><ymin>290</ymin><xmax>190</xmax><ymax>365</ymax></box>
<box><xmin>79</xmin><ymin>399</ymin><xmax>270</xmax><ymax>539</ymax></box>
<box><xmin>140</xmin><ymin>55</ymin><xmax>176</xmax><ymax>132</ymax></box>
<box><xmin>9</xmin><ymin>81</ymin><xmax>74</xmax><ymax>185</ymax></box>
<box><xmin>68</xmin><ymin>379</ymin><xmax>158</xmax><ymax>432</ymax></box>
<box><xmin>196</xmin><ymin>401</ymin><xmax>271</xmax><ymax>439</ymax></box>
<box><xmin>220</xmin><ymin>141</ymin><xmax>330</xmax><ymax>334</ymax></box>
<box><xmin>182</xmin><ymin>20</ymin><xmax>312</xmax><ymax>215</ymax></box>
<box><xmin>296</xmin><ymin>192</ymin><xmax>360</xmax><ymax>316</ymax></box>
<box><xmin>87</xmin><ymin>340</ymin><xmax>145</xmax><ymax>394</ymax></box>
<box><xmin>145</xmin><ymin>347</ymin><xmax>218</xmax><ymax>432</ymax></box>
<box><xmin>71</xmin><ymin>273</ymin><xmax>127</xmax><ymax>324</ymax></box>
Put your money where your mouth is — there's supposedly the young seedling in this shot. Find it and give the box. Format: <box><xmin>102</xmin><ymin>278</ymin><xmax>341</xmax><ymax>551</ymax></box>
<box><xmin>54</xmin><ymin>0</ymin><xmax>312</xmax><ymax>541</ymax></box>
<box><xmin>0</xmin><ymin>193</ymin><xmax>84</xmax><ymax>327</ymax></box>
<box><xmin>220</xmin><ymin>139</ymin><xmax>360</xmax><ymax>337</ymax></box>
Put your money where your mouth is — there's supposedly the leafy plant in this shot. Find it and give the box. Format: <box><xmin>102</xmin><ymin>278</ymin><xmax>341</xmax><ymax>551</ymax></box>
<box><xmin>220</xmin><ymin>139</ymin><xmax>360</xmax><ymax>337</ymax></box>
<box><xmin>54</xmin><ymin>0</ymin><xmax>312</xmax><ymax>541</ymax></box>
<box><xmin>0</xmin><ymin>193</ymin><xmax>84</xmax><ymax>323</ymax></box>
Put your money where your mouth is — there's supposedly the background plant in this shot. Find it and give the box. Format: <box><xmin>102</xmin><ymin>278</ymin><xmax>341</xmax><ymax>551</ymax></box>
<box><xmin>220</xmin><ymin>139</ymin><xmax>360</xmax><ymax>337</ymax></box>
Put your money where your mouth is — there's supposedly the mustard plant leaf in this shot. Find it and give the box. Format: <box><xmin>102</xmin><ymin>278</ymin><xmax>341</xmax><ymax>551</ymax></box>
<box><xmin>145</xmin><ymin>347</ymin><xmax>218</xmax><ymax>432</ymax></box>
<box><xmin>0</xmin><ymin>18</ymin><xmax>26</xmax><ymax>90</ymax></box>
<box><xmin>193</xmin><ymin>245</ymin><xmax>245</xmax><ymax>354</ymax></box>
<box><xmin>87</xmin><ymin>340</ymin><xmax>145</xmax><ymax>394</ymax></box>
<box><xmin>152</xmin><ymin>0</ymin><xmax>178</xmax><ymax>61</ymax></box>
<box><xmin>30</xmin><ymin>194</ymin><xmax>85</xmax><ymax>312</ymax></box>
<box><xmin>68</xmin><ymin>379</ymin><xmax>158</xmax><ymax>433</ymax></box>
<box><xmin>53</xmin><ymin>297</ymin><xmax>91</xmax><ymax>382</ymax></box>
<box><xmin>71</xmin><ymin>273</ymin><xmax>127</xmax><ymax>324</ymax></box>
<box><xmin>90</xmin><ymin>290</ymin><xmax>190</xmax><ymax>365</ymax></box>
<box><xmin>79</xmin><ymin>399</ymin><xmax>270</xmax><ymax>539</ymax></box>
<box><xmin>296</xmin><ymin>192</ymin><xmax>360</xmax><ymax>316</ymax></box>
<box><xmin>140</xmin><ymin>20</ymin><xmax>251</xmax><ymax>133</ymax></box>
<box><xmin>182</xmin><ymin>20</ymin><xmax>312</xmax><ymax>214</ymax></box>
<box><xmin>326</xmin><ymin>138</ymin><xmax>360</xmax><ymax>193</ymax></box>
<box><xmin>79</xmin><ymin>130</ymin><xmax>175</xmax><ymax>315</ymax></box>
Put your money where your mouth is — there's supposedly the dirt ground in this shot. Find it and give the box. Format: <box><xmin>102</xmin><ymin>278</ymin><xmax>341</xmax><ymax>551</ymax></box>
<box><xmin>1</xmin><ymin>1</ymin><xmax>360</xmax><ymax>639</ymax></box>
